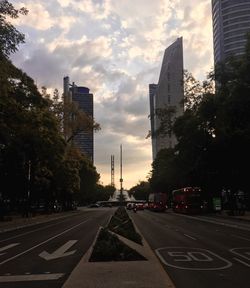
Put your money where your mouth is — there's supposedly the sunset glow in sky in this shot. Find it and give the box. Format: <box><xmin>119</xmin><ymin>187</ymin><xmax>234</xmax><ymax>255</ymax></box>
<box><xmin>11</xmin><ymin>0</ymin><xmax>214</xmax><ymax>189</ymax></box>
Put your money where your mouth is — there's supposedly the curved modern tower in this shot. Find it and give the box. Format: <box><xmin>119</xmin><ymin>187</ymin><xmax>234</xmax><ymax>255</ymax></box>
<box><xmin>212</xmin><ymin>0</ymin><xmax>250</xmax><ymax>65</ymax></box>
<box><xmin>149</xmin><ymin>37</ymin><xmax>184</xmax><ymax>160</ymax></box>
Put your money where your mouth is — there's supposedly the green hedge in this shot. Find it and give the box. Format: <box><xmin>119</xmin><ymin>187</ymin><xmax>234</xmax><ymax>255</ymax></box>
<box><xmin>108</xmin><ymin>207</ymin><xmax>142</xmax><ymax>244</ymax></box>
<box><xmin>89</xmin><ymin>228</ymin><xmax>146</xmax><ymax>262</ymax></box>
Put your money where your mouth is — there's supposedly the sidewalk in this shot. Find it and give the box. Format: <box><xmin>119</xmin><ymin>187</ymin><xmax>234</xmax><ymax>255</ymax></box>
<box><xmin>209</xmin><ymin>210</ymin><xmax>250</xmax><ymax>223</ymax></box>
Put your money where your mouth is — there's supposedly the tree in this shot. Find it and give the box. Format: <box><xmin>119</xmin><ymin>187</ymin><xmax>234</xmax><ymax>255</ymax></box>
<box><xmin>128</xmin><ymin>181</ymin><xmax>152</xmax><ymax>201</ymax></box>
<box><xmin>149</xmin><ymin>148</ymin><xmax>182</xmax><ymax>193</ymax></box>
<box><xmin>149</xmin><ymin>35</ymin><xmax>250</xmax><ymax>210</ymax></box>
<box><xmin>0</xmin><ymin>1</ymin><xmax>103</xmax><ymax>215</ymax></box>
<box><xmin>211</xmin><ymin>34</ymin><xmax>250</xmax><ymax>195</ymax></box>
<box><xmin>0</xmin><ymin>0</ymin><xmax>28</xmax><ymax>58</ymax></box>
<box><xmin>67</xmin><ymin>152</ymin><xmax>100</xmax><ymax>205</ymax></box>
<box><xmin>183</xmin><ymin>70</ymin><xmax>214</xmax><ymax>111</ymax></box>
<box><xmin>153</xmin><ymin>106</ymin><xmax>176</xmax><ymax>138</ymax></box>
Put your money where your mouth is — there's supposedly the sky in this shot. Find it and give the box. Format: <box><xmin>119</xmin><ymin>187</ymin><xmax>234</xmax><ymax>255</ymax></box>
<box><xmin>10</xmin><ymin>0</ymin><xmax>214</xmax><ymax>189</ymax></box>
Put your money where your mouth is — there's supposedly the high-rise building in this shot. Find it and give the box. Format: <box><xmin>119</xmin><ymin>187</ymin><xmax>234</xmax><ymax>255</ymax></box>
<box><xmin>149</xmin><ymin>83</ymin><xmax>158</xmax><ymax>159</ymax></box>
<box><xmin>63</xmin><ymin>76</ymin><xmax>94</xmax><ymax>163</ymax></box>
<box><xmin>212</xmin><ymin>0</ymin><xmax>250</xmax><ymax>66</ymax></box>
<box><xmin>149</xmin><ymin>37</ymin><xmax>184</xmax><ymax>160</ymax></box>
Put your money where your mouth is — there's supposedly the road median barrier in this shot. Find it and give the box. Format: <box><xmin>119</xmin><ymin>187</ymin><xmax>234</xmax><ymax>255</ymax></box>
<box><xmin>62</xmin><ymin>207</ymin><xmax>175</xmax><ymax>288</ymax></box>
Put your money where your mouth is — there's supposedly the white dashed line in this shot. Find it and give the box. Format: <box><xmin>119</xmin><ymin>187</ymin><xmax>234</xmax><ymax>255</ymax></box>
<box><xmin>184</xmin><ymin>234</ymin><xmax>197</xmax><ymax>240</ymax></box>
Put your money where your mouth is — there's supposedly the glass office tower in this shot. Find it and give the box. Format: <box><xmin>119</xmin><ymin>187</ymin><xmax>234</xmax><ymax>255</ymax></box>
<box><xmin>63</xmin><ymin>76</ymin><xmax>94</xmax><ymax>163</ymax></box>
<box><xmin>212</xmin><ymin>0</ymin><xmax>250</xmax><ymax>65</ymax></box>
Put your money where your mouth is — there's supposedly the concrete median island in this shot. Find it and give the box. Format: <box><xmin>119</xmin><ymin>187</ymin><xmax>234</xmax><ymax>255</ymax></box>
<box><xmin>62</xmin><ymin>206</ymin><xmax>175</xmax><ymax>288</ymax></box>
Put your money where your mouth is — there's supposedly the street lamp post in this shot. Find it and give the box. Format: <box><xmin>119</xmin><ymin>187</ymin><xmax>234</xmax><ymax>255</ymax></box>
<box><xmin>120</xmin><ymin>144</ymin><xmax>123</xmax><ymax>205</ymax></box>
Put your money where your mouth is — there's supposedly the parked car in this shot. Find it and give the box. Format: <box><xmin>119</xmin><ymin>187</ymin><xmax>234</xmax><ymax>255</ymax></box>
<box><xmin>136</xmin><ymin>203</ymin><xmax>144</xmax><ymax>210</ymax></box>
<box><xmin>88</xmin><ymin>203</ymin><xmax>100</xmax><ymax>208</ymax></box>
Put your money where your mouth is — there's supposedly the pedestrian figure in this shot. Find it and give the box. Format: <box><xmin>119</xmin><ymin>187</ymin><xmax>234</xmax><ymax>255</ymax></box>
<box><xmin>236</xmin><ymin>190</ymin><xmax>245</xmax><ymax>216</ymax></box>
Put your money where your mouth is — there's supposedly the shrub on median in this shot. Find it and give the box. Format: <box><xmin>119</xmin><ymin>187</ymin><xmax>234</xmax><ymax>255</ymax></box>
<box><xmin>89</xmin><ymin>228</ymin><xmax>146</xmax><ymax>262</ymax></box>
<box><xmin>108</xmin><ymin>207</ymin><xmax>142</xmax><ymax>245</ymax></box>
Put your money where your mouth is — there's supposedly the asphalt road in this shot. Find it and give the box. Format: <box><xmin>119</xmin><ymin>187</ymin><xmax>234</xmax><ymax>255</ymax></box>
<box><xmin>130</xmin><ymin>209</ymin><xmax>250</xmax><ymax>288</ymax></box>
<box><xmin>0</xmin><ymin>207</ymin><xmax>114</xmax><ymax>288</ymax></box>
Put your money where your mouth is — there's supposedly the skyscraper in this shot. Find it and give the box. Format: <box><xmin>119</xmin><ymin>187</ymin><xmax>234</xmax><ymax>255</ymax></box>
<box><xmin>149</xmin><ymin>37</ymin><xmax>184</xmax><ymax>160</ymax></box>
<box><xmin>149</xmin><ymin>83</ymin><xmax>158</xmax><ymax>159</ymax></box>
<box><xmin>63</xmin><ymin>76</ymin><xmax>94</xmax><ymax>163</ymax></box>
<box><xmin>212</xmin><ymin>0</ymin><xmax>250</xmax><ymax>66</ymax></box>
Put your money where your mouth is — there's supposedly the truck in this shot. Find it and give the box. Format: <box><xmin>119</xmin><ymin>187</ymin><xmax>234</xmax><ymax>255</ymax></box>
<box><xmin>148</xmin><ymin>193</ymin><xmax>167</xmax><ymax>212</ymax></box>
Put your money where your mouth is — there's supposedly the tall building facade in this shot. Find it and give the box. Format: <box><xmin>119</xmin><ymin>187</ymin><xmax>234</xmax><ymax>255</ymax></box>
<box><xmin>212</xmin><ymin>0</ymin><xmax>250</xmax><ymax>65</ymax></box>
<box><xmin>63</xmin><ymin>76</ymin><xmax>94</xmax><ymax>163</ymax></box>
<box><xmin>149</xmin><ymin>83</ymin><xmax>158</xmax><ymax>159</ymax></box>
<box><xmin>149</xmin><ymin>37</ymin><xmax>184</xmax><ymax>160</ymax></box>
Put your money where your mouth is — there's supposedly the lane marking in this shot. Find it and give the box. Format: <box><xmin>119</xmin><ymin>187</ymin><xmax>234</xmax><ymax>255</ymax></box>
<box><xmin>0</xmin><ymin>214</ymin><xmax>86</xmax><ymax>243</ymax></box>
<box><xmin>233</xmin><ymin>257</ymin><xmax>250</xmax><ymax>267</ymax></box>
<box><xmin>0</xmin><ymin>273</ymin><xmax>64</xmax><ymax>282</ymax></box>
<box><xmin>184</xmin><ymin>234</ymin><xmax>197</xmax><ymax>240</ymax></box>
<box><xmin>231</xmin><ymin>235</ymin><xmax>250</xmax><ymax>242</ymax></box>
<box><xmin>174</xmin><ymin>213</ymin><xmax>250</xmax><ymax>232</ymax></box>
<box><xmin>39</xmin><ymin>240</ymin><xmax>78</xmax><ymax>260</ymax></box>
<box><xmin>0</xmin><ymin>219</ymin><xmax>89</xmax><ymax>265</ymax></box>
<box><xmin>0</xmin><ymin>243</ymin><xmax>20</xmax><ymax>255</ymax></box>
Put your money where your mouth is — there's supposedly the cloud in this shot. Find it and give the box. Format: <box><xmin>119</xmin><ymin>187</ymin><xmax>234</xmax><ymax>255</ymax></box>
<box><xmin>10</xmin><ymin>0</ymin><xmax>213</xmax><ymax>188</ymax></box>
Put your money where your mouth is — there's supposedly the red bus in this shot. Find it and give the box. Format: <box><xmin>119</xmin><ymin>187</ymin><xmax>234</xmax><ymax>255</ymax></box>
<box><xmin>148</xmin><ymin>193</ymin><xmax>167</xmax><ymax>212</ymax></box>
<box><xmin>172</xmin><ymin>187</ymin><xmax>203</xmax><ymax>214</ymax></box>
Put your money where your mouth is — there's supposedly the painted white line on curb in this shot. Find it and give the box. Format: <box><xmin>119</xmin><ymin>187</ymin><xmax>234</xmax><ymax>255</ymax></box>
<box><xmin>0</xmin><ymin>273</ymin><xmax>64</xmax><ymax>282</ymax></box>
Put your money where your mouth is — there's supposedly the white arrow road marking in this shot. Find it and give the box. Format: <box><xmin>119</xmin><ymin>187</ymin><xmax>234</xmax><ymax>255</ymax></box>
<box><xmin>39</xmin><ymin>240</ymin><xmax>78</xmax><ymax>260</ymax></box>
<box><xmin>0</xmin><ymin>219</ymin><xmax>89</xmax><ymax>265</ymax></box>
<box><xmin>0</xmin><ymin>244</ymin><xmax>19</xmax><ymax>255</ymax></box>
<box><xmin>234</xmin><ymin>257</ymin><xmax>250</xmax><ymax>267</ymax></box>
<box><xmin>0</xmin><ymin>273</ymin><xmax>64</xmax><ymax>282</ymax></box>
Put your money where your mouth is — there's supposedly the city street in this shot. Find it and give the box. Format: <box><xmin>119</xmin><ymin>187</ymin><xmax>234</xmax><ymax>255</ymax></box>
<box><xmin>1</xmin><ymin>207</ymin><xmax>250</xmax><ymax>288</ymax></box>
<box><xmin>130</xmin><ymin>210</ymin><xmax>250</xmax><ymax>288</ymax></box>
<box><xmin>0</xmin><ymin>208</ymin><xmax>114</xmax><ymax>288</ymax></box>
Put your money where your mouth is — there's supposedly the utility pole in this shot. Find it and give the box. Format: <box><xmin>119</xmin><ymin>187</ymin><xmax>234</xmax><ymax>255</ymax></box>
<box><xmin>111</xmin><ymin>155</ymin><xmax>115</xmax><ymax>187</ymax></box>
<box><xmin>120</xmin><ymin>145</ymin><xmax>123</xmax><ymax>205</ymax></box>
